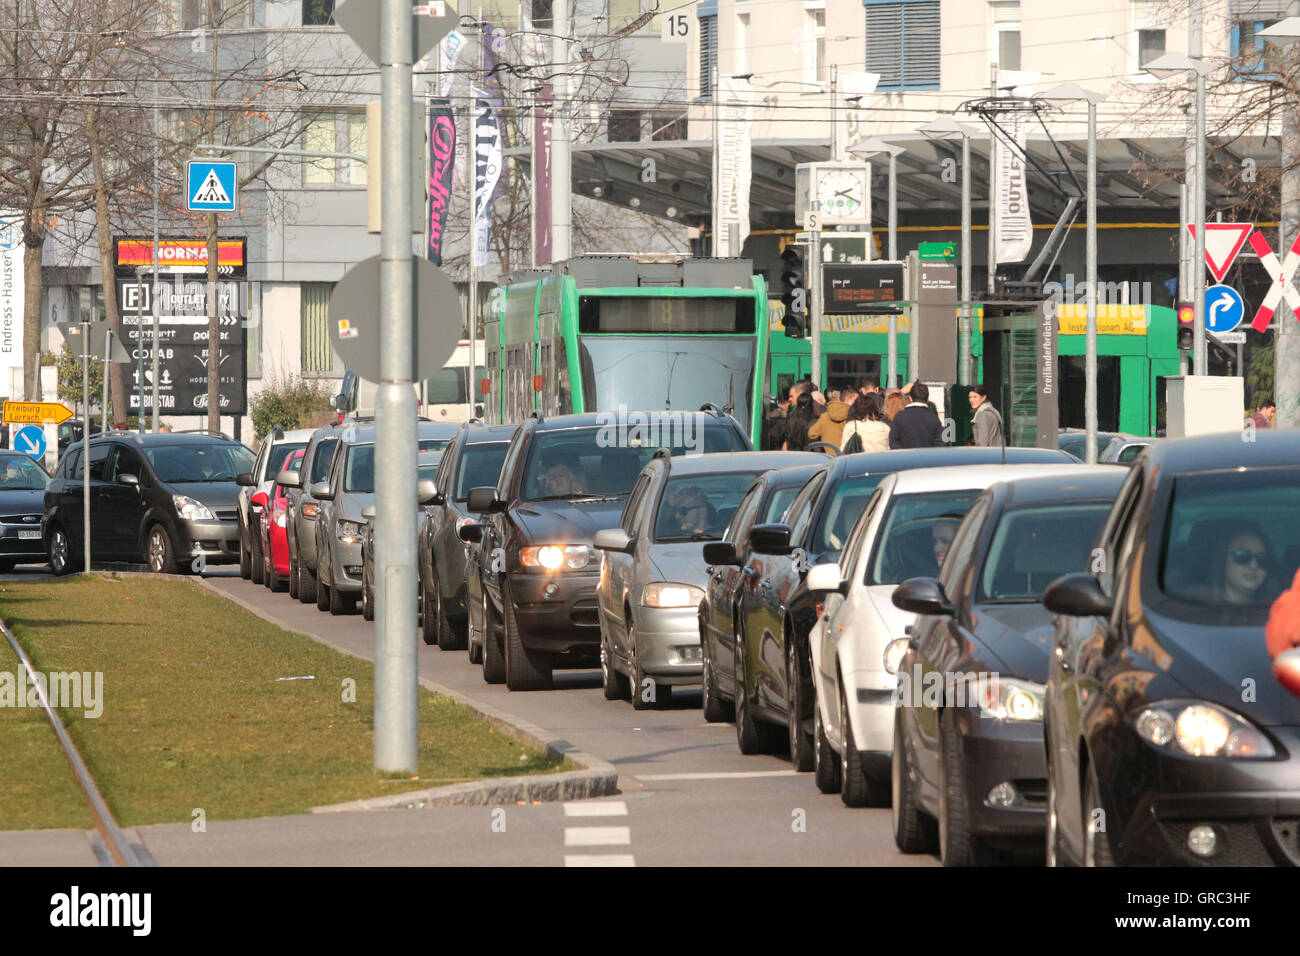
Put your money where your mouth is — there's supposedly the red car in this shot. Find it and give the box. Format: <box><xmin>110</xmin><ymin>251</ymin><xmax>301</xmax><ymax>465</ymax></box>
<box><xmin>257</xmin><ymin>447</ymin><xmax>304</xmax><ymax>593</ymax></box>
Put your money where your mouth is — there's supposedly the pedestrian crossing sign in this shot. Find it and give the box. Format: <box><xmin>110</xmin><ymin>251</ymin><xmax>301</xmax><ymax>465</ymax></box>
<box><xmin>186</xmin><ymin>161</ymin><xmax>237</xmax><ymax>212</ymax></box>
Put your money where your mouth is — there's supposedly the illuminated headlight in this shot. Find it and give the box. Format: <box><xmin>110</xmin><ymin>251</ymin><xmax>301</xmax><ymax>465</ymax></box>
<box><xmin>642</xmin><ymin>583</ymin><xmax>704</xmax><ymax>609</ymax></box>
<box><xmin>980</xmin><ymin>678</ymin><xmax>1045</xmax><ymax>722</ymax></box>
<box><xmin>520</xmin><ymin>544</ymin><xmax>592</xmax><ymax>571</ymax></box>
<box><xmin>883</xmin><ymin>638</ymin><xmax>909</xmax><ymax>675</ymax></box>
<box><xmin>273</xmin><ymin>511</ymin><xmax>287</xmax><ymax>528</ymax></box>
<box><xmin>337</xmin><ymin>519</ymin><xmax>365</xmax><ymax>543</ymax></box>
<box><xmin>174</xmin><ymin>495</ymin><xmax>214</xmax><ymax>521</ymax></box>
<box><xmin>1135</xmin><ymin>701</ymin><xmax>1274</xmax><ymax>758</ymax></box>
<box><xmin>302</xmin><ymin>502</ymin><xmax>320</xmax><ymax>519</ymax></box>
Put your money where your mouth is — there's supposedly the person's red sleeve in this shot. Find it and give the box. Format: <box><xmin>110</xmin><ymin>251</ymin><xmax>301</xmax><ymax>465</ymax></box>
<box><xmin>1267</xmin><ymin>567</ymin><xmax>1300</xmax><ymax>658</ymax></box>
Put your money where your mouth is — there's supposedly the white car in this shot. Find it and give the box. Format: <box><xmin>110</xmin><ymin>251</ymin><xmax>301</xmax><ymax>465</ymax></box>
<box><xmin>804</xmin><ymin>463</ymin><xmax>1119</xmax><ymax>807</ymax></box>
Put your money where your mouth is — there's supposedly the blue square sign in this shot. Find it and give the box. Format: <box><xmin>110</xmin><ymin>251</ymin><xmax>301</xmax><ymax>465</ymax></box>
<box><xmin>186</xmin><ymin>161</ymin><xmax>237</xmax><ymax>212</ymax></box>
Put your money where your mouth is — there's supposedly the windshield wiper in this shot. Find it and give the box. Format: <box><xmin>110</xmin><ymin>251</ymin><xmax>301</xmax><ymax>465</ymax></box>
<box><xmin>529</xmin><ymin>493</ymin><xmax>624</xmax><ymax>503</ymax></box>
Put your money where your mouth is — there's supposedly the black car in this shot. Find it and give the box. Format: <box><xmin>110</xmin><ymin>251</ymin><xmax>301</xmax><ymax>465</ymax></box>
<box><xmin>1042</xmin><ymin>430</ymin><xmax>1300</xmax><ymax>866</ymax></box>
<box><xmin>43</xmin><ymin>432</ymin><xmax>254</xmax><ymax>574</ymax></box>
<box><xmin>890</xmin><ymin>469</ymin><xmax>1125</xmax><ymax>865</ymax></box>
<box><xmin>466</xmin><ymin>409</ymin><xmax>751</xmax><ymax>691</ymax></box>
<box><xmin>420</xmin><ymin>422</ymin><xmax>514</xmax><ymax>651</ymax></box>
<box><xmin>717</xmin><ymin>446</ymin><xmax>1080</xmax><ymax>772</ymax></box>
<box><xmin>0</xmin><ymin>451</ymin><xmax>53</xmax><ymax>570</ymax></box>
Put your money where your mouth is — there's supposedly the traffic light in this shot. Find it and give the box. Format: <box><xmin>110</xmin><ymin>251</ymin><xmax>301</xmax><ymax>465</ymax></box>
<box><xmin>1176</xmin><ymin>300</ymin><xmax>1194</xmax><ymax>351</ymax></box>
<box><xmin>780</xmin><ymin>246</ymin><xmax>808</xmax><ymax>338</ymax></box>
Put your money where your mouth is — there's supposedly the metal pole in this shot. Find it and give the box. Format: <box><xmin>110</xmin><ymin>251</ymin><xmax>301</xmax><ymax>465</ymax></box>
<box><xmin>551</xmin><ymin>0</ymin><xmax>571</xmax><ymax>261</ymax></box>
<box><xmin>1278</xmin><ymin>0</ymin><xmax>1300</xmax><ymax>427</ymax></box>
<box><xmin>959</xmin><ymin>132</ymin><xmax>972</xmax><ymax>386</ymax></box>
<box><xmin>987</xmin><ymin>65</ymin><xmax>997</xmax><ymax>298</ymax></box>
<box><xmin>136</xmin><ymin>267</ymin><xmax>144</xmax><ymax>432</ymax></box>
<box><xmin>887</xmin><ymin>154</ymin><xmax>898</xmax><ymax>388</ymax></box>
<box><xmin>1191</xmin><ymin>0</ymin><xmax>1207</xmax><ymax>376</ymax></box>
<box><xmin>151</xmin><ymin>81</ymin><xmax>160</xmax><ymax>432</ymax></box>
<box><xmin>810</xmin><ymin>225</ymin><xmax>822</xmax><ymax>385</ymax></box>
<box><xmin>102</xmin><ymin>330</ymin><xmax>110</xmax><ymax>433</ymax></box>
<box><xmin>1085</xmin><ymin>100</ymin><xmax>1098</xmax><ymax>463</ymax></box>
<box><xmin>711</xmin><ymin>54</ymin><xmax>720</xmax><ymax>255</ymax></box>
<box><xmin>374</xmin><ymin>0</ymin><xmax>418</xmax><ymax>774</ymax></box>
<box><xmin>81</xmin><ymin>318</ymin><xmax>90</xmax><ymax>575</ymax></box>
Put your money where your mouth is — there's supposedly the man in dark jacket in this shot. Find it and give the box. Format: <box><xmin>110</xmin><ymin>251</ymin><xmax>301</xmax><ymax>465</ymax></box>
<box><xmin>889</xmin><ymin>381</ymin><xmax>946</xmax><ymax>449</ymax></box>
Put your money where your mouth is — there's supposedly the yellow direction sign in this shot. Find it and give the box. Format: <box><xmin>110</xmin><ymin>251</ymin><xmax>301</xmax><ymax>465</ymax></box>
<box><xmin>3</xmin><ymin>401</ymin><xmax>74</xmax><ymax>426</ymax></box>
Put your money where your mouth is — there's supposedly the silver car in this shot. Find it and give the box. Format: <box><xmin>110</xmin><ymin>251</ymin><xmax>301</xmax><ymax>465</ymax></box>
<box><xmin>593</xmin><ymin>450</ymin><xmax>824</xmax><ymax>709</ymax></box>
<box><xmin>312</xmin><ymin>420</ymin><xmax>459</xmax><ymax>615</ymax></box>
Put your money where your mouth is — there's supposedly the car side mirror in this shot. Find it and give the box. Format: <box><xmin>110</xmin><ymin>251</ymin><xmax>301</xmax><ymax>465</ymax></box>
<box><xmin>458</xmin><ymin>523</ymin><xmax>484</xmax><ymax>544</ymax></box>
<box><xmin>235</xmin><ymin>471</ymin><xmax>255</xmax><ymax>487</ymax></box>
<box><xmin>1042</xmin><ymin>572</ymin><xmax>1114</xmax><ymax>618</ymax></box>
<box><xmin>892</xmin><ymin>577</ymin><xmax>954</xmax><ymax>616</ymax></box>
<box><xmin>119</xmin><ymin>473</ymin><xmax>140</xmax><ymax>489</ymax></box>
<box><xmin>250</xmin><ymin>491</ymin><xmax>269</xmax><ymax>510</ymax></box>
<box><xmin>593</xmin><ymin>528</ymin><xmax>633</xmax><ymax>553</ymax></box>
<box><xmin>748</xmin><ymin>523</ymin><xmax>792</xmax><ymax>555</ymax></box>
<box><xmin>417</xmin><ymin>478</ymin><xmax>438</xmax><ymax>506</ymax></box>
<box><xmin>310</xmin><ymin>481</ymin><xmax>333</xmax><ymax>501</ymax></box>
<box><xmin>361</xmin><ymin>505</ymin><xmax>376</xmax><ymax>520</ymax></box>
<box><xmin>804</xmin><ymin>562</ymin><xmax>846</xmax><ymax>596</ymax></box>
<box><xmin>466</xmin><ymin>486</ymin><xmax>502</xmax><ymax>514</ymax></box>
<box><xmin>277</xmin><ymin>469</ymin><xmax>301</xmax><ymax>489</ymax></box>
<box><xmin>702</xmin><ymin>541</ymin><xmax>740</xmax><ymax>566</ymax></box>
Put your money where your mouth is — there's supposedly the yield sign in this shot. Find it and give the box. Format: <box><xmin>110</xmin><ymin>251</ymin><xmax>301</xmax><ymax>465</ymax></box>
<box><xmin>1187</xmin><ymin>223</ymin><xmax>1254</xmax><ymax>281</ymax></box>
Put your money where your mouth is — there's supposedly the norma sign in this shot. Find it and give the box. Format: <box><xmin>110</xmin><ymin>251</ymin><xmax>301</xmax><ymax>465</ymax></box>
<box><xmin>822</xmin><ymin>262</ymin><xmax>905</xmax><ymax>312</ymax></box>
<box><xmin>115</xmin><ymin>238</ymin><xmax>246</xmax><ymax>276</ymax></box>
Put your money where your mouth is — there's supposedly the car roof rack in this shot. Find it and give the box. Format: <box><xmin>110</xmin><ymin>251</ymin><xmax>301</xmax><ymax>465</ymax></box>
<box><xmin>699</xmin><ymin>403</ymin><xmax>723</xmax><ymax>418</ymax></box>
<box><xmin>528</xmin><ymin>409</ymin><xmax>545</xmax><ymax>424</ymax></box>
<box><xmin>467</xmin><ymin>417</ymin><xmax>485</xmax><ymax>426</ymax></box>
<box><xmin>652</xmin><ymin>446</ymin><xmax>673</xmax><ymax>462</ymax></box>
<box><xmin>172</xmin><ymin>428</ymin><xmax>234</xmax><ymax>441</ymax></box>
<box><xmin>95</xmin><ymin>429</ymin><xmax>143</xmax><ymax>443</ymax></box>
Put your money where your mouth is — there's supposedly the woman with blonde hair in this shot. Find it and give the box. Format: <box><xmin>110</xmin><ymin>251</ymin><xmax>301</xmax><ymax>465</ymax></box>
<box><xmin>883</xmin><ymin>391</ymin><xmax>907</xmax><ymax>423</ymax></box>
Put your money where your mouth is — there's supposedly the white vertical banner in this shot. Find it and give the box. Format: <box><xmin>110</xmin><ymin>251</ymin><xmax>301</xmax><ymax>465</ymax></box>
<box><xmin>714</xmin><ymin>77</ymin><xmax>752</xmax><ymax>258</ymax></box>
<box><xmin>438</xmin><ymin>30</ymin><xmax>463</xmax><ymax>98</ymax></box>
<box><xmin>472</xmin><ymin>93</ymin><xmax>503</xmax><ymax>267</ymax></box>
<box><xmin>0</xmin><ymin>213</ymin><xmax>24</xmax><ymax>398</ymax></box>
<box><xmin>992</xmin><ymin>108</ymin><xmax>1032</xmax><ymax>264</ymax></box>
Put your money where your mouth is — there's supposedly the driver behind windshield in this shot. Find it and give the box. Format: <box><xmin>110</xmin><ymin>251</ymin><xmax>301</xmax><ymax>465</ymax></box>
<box><xmin>931</xmin><ymin>515</ymin><xmax>963</xmax><ymax>572</ymax></box>
<box><xmin>671</xmin><ymin>486</ymin><xmax>717</xmax><ymax>537</ymax></box>
<box><xmin>538</xmin><ymin>459</ymin><xmax>585</xmax><ymax>497</ymax></box>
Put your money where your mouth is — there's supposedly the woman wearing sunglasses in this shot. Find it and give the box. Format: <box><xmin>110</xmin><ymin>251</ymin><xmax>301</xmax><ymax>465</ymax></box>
<box><xmin>1215</xmin><ymin>527</ymin><xmax>1278</xmax><ymax>606</ymax></box>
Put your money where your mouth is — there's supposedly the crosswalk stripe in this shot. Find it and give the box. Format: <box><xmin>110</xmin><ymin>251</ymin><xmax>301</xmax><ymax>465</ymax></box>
<box><xmin>565</xmin><ymin>826</ymin><xmax>631</xmax><ymax>847</ymax></box>
<box><xmin>565</xmin><ymin>854</ymin><xmax>636</xmax><ymax>867</ymax></box>
<box><xmin>564</xmin><ymin>801</ymin><xmax>628</xmax><ymax>817</ymax></box>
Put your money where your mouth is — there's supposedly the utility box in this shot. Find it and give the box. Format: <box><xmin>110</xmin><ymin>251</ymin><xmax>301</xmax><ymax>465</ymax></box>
<box><xmin>1165</xmin><ymin>375</ymin><xmax>1245</xmax><ymax>438</ymax></box>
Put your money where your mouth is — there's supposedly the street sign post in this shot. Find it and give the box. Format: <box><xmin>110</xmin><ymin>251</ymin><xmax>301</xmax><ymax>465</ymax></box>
<box><xmin>13</xmin><ymin>425</ymin><xmax>45</xmax><ymax>460</ymax></box>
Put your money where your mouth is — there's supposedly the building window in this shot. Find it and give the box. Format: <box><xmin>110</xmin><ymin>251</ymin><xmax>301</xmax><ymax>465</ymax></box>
<box><xmin>865</xmin><ymin>0</ymin><xmax>941</xmax><ymax>91</ymax></box>
<box><xmin>301</xmin><ymin>112</ymin><xmax>366</xmax><ymax>186</ymax></box>
<box><xmin>652</xmin><ymin>112</ymin><xmax>687</xmax><ymax>141</ymax></box>
<box><xmin>608</xmin><ymin>0</ymin><xmax>641</xmax><ymax>30</ymax></box>
<box><xmin>806</xmin><ymin>6</ymin><xmax>827</xmax><ymax>84</ymax></box>
<box><xmin>532</xmin><ymin>0</ymin><xmax>552</xmax><ymax>31</ymax></box>
<box><xmin>608</xmin><ymin>110</ymin><xmax>642</xmax><ymax>142</ymax></box>
<box><xmin>303</xmin><ymin>0</ymin><xmax>335</xmax><ymax>26</ymax></box>
<box><xmin>1232</xmin><ymin>19</ymin><xmax>1282</xmax><ymax>77</ymax></box>
<box><xmin>699</xmin><ymin>13</ymin><xmax>718</xmax><ymax>99</ymax></box>
<box><xmin>991</xmin><ymin>1</ymin><xmax>1020</xmax><ymax>70</ymax></box>
<box><xmin>181</xmin><ymin>0</ymin><xmax>249</xmax><ymax>30</ymax></box>
<box><xmin>301</xmin><ymin>283</ymin><xmax>338</xmax><ymax>375</ymax></box>
<box><xmin>735</xmin><ymin>11</ymin><xmax>749</xmax><ymax>75</ymax></box>
<box><xmin>1137</xmin><ymin>28</ymin><xmax>1165</xmax><ymax>69</ymax></box>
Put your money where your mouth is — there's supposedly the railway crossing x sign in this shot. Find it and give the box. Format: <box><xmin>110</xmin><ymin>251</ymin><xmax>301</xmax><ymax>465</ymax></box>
<box><xmin>1247</xmin><ymin>230</ymin><xmax>1300</xmax><ymax>332</ymax></box>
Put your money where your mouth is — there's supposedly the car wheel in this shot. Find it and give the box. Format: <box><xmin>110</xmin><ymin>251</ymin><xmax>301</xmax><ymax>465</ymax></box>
<box><xmin>937</xmin><ymin>708</ymin><xmax>989</xmax><ymax>866</ymax></box>
<box><xmin>288</xmin><ymin>549</ymin><xmax>299</xmax><ymax>599</ymax></box>
<box><xmin>1083</xmin><ymin>767</ymin><xmax>1114</xmax><ymax>867</ymax></box>
<box><xmin>329</xmin><ymin>582</ymin><xmax>355</xmax><ymax>616</ymax></box>
<box><xmin>0</xmin><ymin>559</ymin><xmax>14</xmax><ymax>573</ymax></box>
<box><xmin>503</xmin><ymin>583</ymin><xmax>552</xmax><ymax>691</ymax></box>
<box><xmin>147</xmin><ymin>525</ymin><xmax>178</xmax><ymax>575</ymax></box>
<box><xmin>892</xmin><ymin>709</ymin><xmax>938</xmax><ymax>853</ymax></box>
<box><xmin>239</xmin><ymin>522</ymin><xmax>251</xmax><ymax>579</ymax></box>
<box><xmin>250</xmin><ymin>528</ymin><xmax>264</xmax><ymax>585</ymax></box>
<box><xmin>314</xmin><ymin>568</ymin><xmax>330</xmax><ymax>611</ymax></box>
<box><xmin>420</xmin><ymin>581</ymin><xmax>439</xmax><ymax>645</ymax></box>
<box><xmin>467</xmin><ymin>620</ymin><xmax>483</xmax><ymax>665</ymax></box>
<box><xmin>628</xmin><ymin>619</ymin><xmax>668</xmax><ymax>709</ymax></box>
<box><xmin>361</xmin><ymin>564</ymin><xmax>374</xmax><ymax>621</ymax></box>
<box><xmin>434</xmin><ymin>573</ymin><xmax>464</xmax><ymax>651</ymax></box>
<box><xmin>600</xmin><ymin>624</ymin><xmax>630</xmax><ymax>701</ymax></box>
<box><xmin>700</xmin><ymin>632</ymin><xmax>733</xmax><ymax>723</ymax></box>
<box><xmin>839</xmin><ymin>679</ymin><xmax>889</xmax><ymax>808</ymax></box>
<box><xmin>48</xmin><ymin>525</ymin><xmax>77</xmax><ymax>576</ymax></box>
<box><xmin>813</xmin><ymin>692</ymin><xmax>842</xmax><ymax>794</ymax></box>
<box><xmin>481</xmin><ymin>587</ymin><xmax>505</xmax><ymax>684</ymax></box>
<box><xmin>734</xmin><ymin>648</ymin><xmax>776</xmax><ymax>754</ymax></box>
<box><xmin>299</xmin><ymin>555</ymin><xmax>318</xmax><ymax>606</ymax></box>
<box><xmin>785</xmin><ymin>638</ymin><xmax>814</xmax><ymax>772</ymax></box>
<box><xmin>266</xmin><ymin>542</ymin><xmax>286</xmax><ymax>592</ymax></box>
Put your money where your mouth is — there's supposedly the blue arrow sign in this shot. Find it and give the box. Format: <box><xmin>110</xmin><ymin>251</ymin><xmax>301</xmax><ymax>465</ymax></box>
<box><xmin>1205</xmin><ymin>284</ymin><xmax>1245</xmax><ymax>335</ymax></box>
<box><xmin>14</xmin><ymin>425</ymin><xmax>46</xmax><ymax>460</ymax></box>
<box><xmin>186</xmin><ymin>161</ymin><xmax>237</xmax><ymax>212</ymax></box>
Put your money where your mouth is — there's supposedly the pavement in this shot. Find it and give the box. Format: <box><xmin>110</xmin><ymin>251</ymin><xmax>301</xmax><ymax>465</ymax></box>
<box><xmin>0</xmin><ymin>566</ymin><xmax>941</xmax><ymax>866</ymax></box>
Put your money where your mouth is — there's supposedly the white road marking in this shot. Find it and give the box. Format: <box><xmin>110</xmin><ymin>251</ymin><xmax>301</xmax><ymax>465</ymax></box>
<box><xmin>635</xmin><ymin>770</ymin><xmax>800</xmax><ymax>781</ymax></box>
<box><xmin>564</xmin><ymin>801</ymin><xmax>628</xmax><ymax>817</ymax></box>
<box><xmin>565</xmin><ymin>854</ymin><xmax>636</xmax><ymax>867</ymax></box>
<box><xmin>564</xmin><ymin>826</ymin><xmax>631</xmax><ymax>847</ymax></box>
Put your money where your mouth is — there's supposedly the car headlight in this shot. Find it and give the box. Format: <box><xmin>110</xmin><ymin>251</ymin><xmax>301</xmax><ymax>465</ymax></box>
<box><xmin>520</xmin><ymin>544</ymin><xmax>593</xmax><ymax>571</ymax></box>
<box><xmin>1135</xmin><ymin>700</ymin><xmax>1274</xmax><ymax>759</ymax></box>
<box><xmin>642</xmin><ymin>582</ymin><xmax>704</xmax><ymax>609</ymax></box>
<box><xmin>174</xmin><ymin>495</ymin><xmax>214</xmax><ymax>521</ymax></box>
<box><xmin>883</xmin><ymin>638</ymin><xmax>909</xmax><ymax>675</ymax></box>
<box><xmin>337</xmin><ymin>519</ymin><xmax>365</xmax><ymax>543</ymax></box>
<box><xmin>302</xmin><ymin>502</ymin><xmax>320</xmax><ymax>519</ymax></box>
<box><xmin>980</xmin><ymin>678</ymin><xmax>1045</xmax><ymax>722</ymax></box>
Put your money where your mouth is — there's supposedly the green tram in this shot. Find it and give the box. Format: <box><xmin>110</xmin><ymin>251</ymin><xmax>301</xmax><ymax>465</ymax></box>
<box><xmin>766</xmin><ymin>299</ymin><xmax>1183</xmax><ymax>439</ymax></box>
<box><xmin>481</xmin><ymin>256</ymin><xmax>769</xmax><ymax>444</ymax></box>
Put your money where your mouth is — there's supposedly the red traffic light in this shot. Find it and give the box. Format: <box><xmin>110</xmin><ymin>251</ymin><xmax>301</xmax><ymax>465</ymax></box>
<box><xmin>1176</xmin><ymin>301</ymin><xmax>1195</xmax><ymax>325</ymax></box>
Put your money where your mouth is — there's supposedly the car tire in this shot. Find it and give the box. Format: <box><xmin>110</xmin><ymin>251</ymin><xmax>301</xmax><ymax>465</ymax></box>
<box><xmin>250</xmin><ymin>528</ymin><xmax>264</xmax><ymax>585</ymax></box>
<box><xmin>420</xmin><ymin>582</ymin><xmax>440</xmax><ymax>645</ymax></box>
<box><xmin>1083</xmin><ymin>767</ymin><xmax>1114</xmax><ymax>867</ymax></box>
<box><xmin>48</xmin><ymin>525</ymin><xmax>77</xmax><ymax>576</ymax></box>
<box><xmin>481</xmin><ymin>588</ymin><xmax>505</xmax><ymax>684</ymax></box>
<box><xmin>600</xmin><ymin>625</ymin><xmax>630</xmax><ymax>701</ymax></box>
<box><xmin>434</xmin><ymin>574</ymin><xmax>464</xmax><ymax>651</ymax></box>
<box><xmin>467</xmin><ymin>626</ymin><xmax>483</xmax><ymax>665</ymax></box>
<box><xmin>700</xmin><ymin>626</ymin><xmax>733</xmax><ymax>723</ymax></box>
<box><xmin>267</xmin><ymin>553</ymin><xmax>286</xmax><ymax>593</ymax></box>
<box><xmin>503</xmin><ymin>584</ymin><xmax>552</xmax><ymax>691</ymax></box>
<box><xmin>299</xmin><ymin>557</ymin><xmax>318</xmax><ymax>606</ymax></box>
<box><xmin>892</xmin><ymin>709</ymin><xmax>938</xmax><ymax>853</ymax></box>
<box><xmin>937</xmin><ymin>708</ymin><xmax>988</xmax><ymax>866</ymax></box>
<box><xmin>315</xmin><ymin>563</ymin><xmax>331</xmax><ymax>612</ymax></box>
<box><xmin>813</xmin><ymin>693</ymin><xmax>842</xmax><ymax>795</ymax></box>
<box><xmin>734</xmin><ymin>649</ymin><xmax>776</xmax><ymax>754</ymax></box>
<box><xmin>0</xmin><ymin>559</ymin><xmax>14</xmax><ymax>573</ymax></box>
<box><xmin>628</xmin><ymin>619</ymin><xmax>669</xmax><ymax>709</ymax></box>
<box><xmin>785</xmin><ymin>638</ymin><xmax>814</xmax><ymax>772</ymax></box>
<box><xmin>239</xmin><ymin>523</ymin><xmax>252</xmax><ymax>579</ymax></box>
<box><xmin>361</xmin><ymin>565</ymin><xmax>374</xmax><ymax>621</ymax></box>
<box><xmin>288</xmin><ymin>549</ymin><xmax>299</xmax><ymax>599</ymax></box>
<box><xmin>839</xmin><ymin>679</ymin><xmax>889</xmax><ymax>808</ymax></box>
<box><xmin>147</xmin><ymin>525</ymin><xmax>178</xmax><ymax>575</ymax></box>
<box><xmin>329</xmin><ymin>582</ymin><xmax>355</xmax><ymax>616</ymax></box>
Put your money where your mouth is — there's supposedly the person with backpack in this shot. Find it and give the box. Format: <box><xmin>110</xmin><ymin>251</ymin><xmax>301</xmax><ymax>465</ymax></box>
<box><xmin>782</xmin><ymin>390</ymin><xmax>818</xmax><ymax>451</ymax></box>
<box><xmin>969</xmin><ymin>384</ymin><xmax>1005</xmax><ymax>447</ymax></box>
<box><xmin>839</xmin><ymin>392</ymin><xmax>891</xmax><ymax>454</ymax></box>
<box><xmin>808</xmin><ymin>388</ymin><xmax>851</xmax><ymax>450</ymax></box>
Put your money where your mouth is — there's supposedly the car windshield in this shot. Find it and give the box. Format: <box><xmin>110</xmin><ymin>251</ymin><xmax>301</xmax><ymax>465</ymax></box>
<box><xmin>345</xmin><ymin>439</ymin><xmax>444</xmax><ymax>494</ymax></box>
<box><xmin>521</xmin><ymin>425</ymin><xmax>747</xmax><ymax>502</ymax></box>
<box><xmin>263</xmin><ymin>442</ymin><xmax>307</xmax><ymax>480</ymax></box>
<box><xmin>812</xmin><ymin>474</ymin><xmax>887</xmax><ymax>556</ymax></box>
<box><xmin>979</xmin><ymin>502</ymin><xmax>1113</xmax><ymax>602</ymax></box>
<box><xmin>867</xmin><ymin>490</ymin><xmax>983</xmax><ymax>585</ymax></box>
<box><xmin>1159</xmin><ymin>467</ymin><xmax>1300</xmax><ymax>610</ymax></box>
<box><xmin>0</xmin><ymin>456</ymin><xmax>49</xmax><ymax>490</ymax></box>
<box><xmin>455</xmin><ymin>442</ymin><xmax>510</xmax><ymax>501</ymax></box>
<box><xmin>144</xmin><ymin>443</ymin><xmax>255</xmax><ymax>483</ymax></box>
<box><xmin>654</xmin><ymin>472</ymin><xmax>763</xmax><ymax>542</ymax></box>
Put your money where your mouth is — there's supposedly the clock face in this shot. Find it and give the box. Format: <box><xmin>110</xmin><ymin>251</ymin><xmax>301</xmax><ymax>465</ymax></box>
<box><xmin>816</xmin><ymin>167</ymin><xmax>868</xmax><ymax>221</ymax></box>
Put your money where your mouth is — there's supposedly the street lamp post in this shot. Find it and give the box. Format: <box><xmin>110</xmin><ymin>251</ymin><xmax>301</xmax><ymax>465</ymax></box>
<box><xmin>920</xmin><ymin>116</ymin><xmax>977</xmax><ymax>385</ymax></box>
